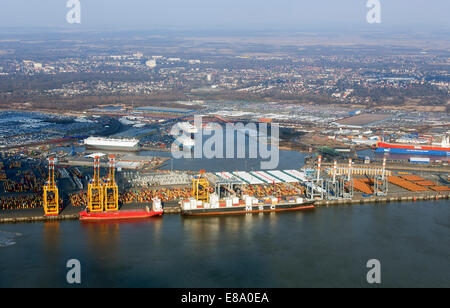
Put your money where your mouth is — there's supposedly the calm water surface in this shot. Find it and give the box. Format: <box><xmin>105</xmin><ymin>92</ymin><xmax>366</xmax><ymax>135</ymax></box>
<box><xmin>0</xmin><ymin>200</ymin><xmax>449</xmax><ymax>288</ymax></box>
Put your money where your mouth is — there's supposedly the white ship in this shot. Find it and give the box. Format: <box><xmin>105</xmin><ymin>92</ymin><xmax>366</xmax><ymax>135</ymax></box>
<box><xmin>83</xmin><ymin>137</ymin><xmax>140</xmax><ymax>151</ymax></box>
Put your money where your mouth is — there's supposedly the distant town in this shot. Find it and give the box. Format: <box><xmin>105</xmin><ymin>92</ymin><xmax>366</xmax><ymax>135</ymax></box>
<box><xmin>0</xmin><ymin>31</ymin><xmax>448</xmax><ymax>114</ymax></box>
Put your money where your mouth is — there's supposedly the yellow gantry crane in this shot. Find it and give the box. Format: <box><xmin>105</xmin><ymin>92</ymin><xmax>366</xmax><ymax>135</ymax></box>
<box><xmin>104</xmin><ymin>155</ymin><xmax>119</xmax><ymax>211</ymax></box>
<box><xmin>87</xmin><ymin>156</ymin><xmax>104</xmax><ymax>212</ymax></box>
<box><xmin>43</xmin><ymin>157</ymin><xmax>59</xmax><ymax>216</ymax></box>
<box><xmin>192</xmin><ymin>170</ymin><xmax>210</xmax><ymax>202</ymax></box>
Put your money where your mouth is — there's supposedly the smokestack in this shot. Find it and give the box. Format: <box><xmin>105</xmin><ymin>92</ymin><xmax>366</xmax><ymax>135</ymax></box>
<box><xmin>317</xmin><ymin>155</ymin><xmax>322</xmax><ymax>181</ymax></box>
<box><xmin>333</xmin><ymin>160</ymin><xmax>337</xmax><ymax>183</ymax></box>
<box><xmin>348</xmin><ymin>159</ymin><xmax>352</xmax><ymax>181</ymax></box>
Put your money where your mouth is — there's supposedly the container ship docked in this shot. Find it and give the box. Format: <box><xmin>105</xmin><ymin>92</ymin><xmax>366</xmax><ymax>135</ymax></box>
<box><xmin>83</xmin><ymin>137</ymin><xmax>141</xmax><ymax>152</ymax></box>
<box><xmin>180</xmin><ymin>170</ymin><xmax>315</xmax><ymax>216</ymax></box>
<box><xmin>77</xmin><ymin>155</ymin><xmax>163</xmax><ymax>221</ymax></box>
<box><xmin>376</xmin><ymin>136</ymin><xmax>450</xmax><ymax>156</ymax></box>
<box><xmin>181</xmin><ymin>195</ymin><xmax>314</xmax><ymax>216</ymax></box>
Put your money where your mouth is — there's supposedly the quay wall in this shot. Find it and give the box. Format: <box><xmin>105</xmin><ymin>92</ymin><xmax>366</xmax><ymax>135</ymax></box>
<box><xmin>1</xmin><ymin>193</ymin><xmax>448</xmax><ymax>224</ymax></box>
<box><xmin>314</xmin><ymin>193</ymin><xmax>449</xmax><ymax>206</ymax></box>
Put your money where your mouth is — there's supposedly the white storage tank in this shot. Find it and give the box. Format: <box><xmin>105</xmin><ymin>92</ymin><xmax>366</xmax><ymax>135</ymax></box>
<box><xmin>232</xmin><ymin>197</ymin><xmax>239</xmax><ymax>205</ymax></box>
<box><xmin>183</xmin><ymin>201</ymin><xmax>191</xmax><ymax>210</ymax></box>
<box><xmin>210</xmin><ymin>193</ymin><xmax>219</xmax><ymax>204</ymax></box>
<box><xmin>245</xmin><ymin>196</ymin><xmax>253</xmax><ymax>206</ymax></box>
<box><xmin>152</xmin><ymin>197</ymin><xmax>162</xmax><ymax>211</ymax></box>
<box><xmin>225</xmin><ymin>198</ymin><xmax>233</xmax><ymax>207</ymax></box>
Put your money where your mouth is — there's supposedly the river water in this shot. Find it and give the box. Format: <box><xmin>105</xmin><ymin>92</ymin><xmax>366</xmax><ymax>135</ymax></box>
<box><xmin>0</xmin><ymin>200</ymin><xmax>448</xmax><ymax>288</ymax></box>
<box><xmin>1</xmin><ymin>128</ymin><xmax>449</xmax><ymax>287</ymax></box>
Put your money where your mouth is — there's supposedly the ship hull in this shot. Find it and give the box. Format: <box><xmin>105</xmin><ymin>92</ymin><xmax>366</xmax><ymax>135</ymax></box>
<box><xmin>85</xmin><ymin>144</ymin><xmax>140</xmax><ymax>152</ymax></box>
<box><xmin>376</xmin><ymin>147</ymin><xmax>449</xmax><ymax>156</ymax></box>
<box><xmin>79</xmin><ymin>209</ymin><xmax>163</xmax><ymax>221</ymax></box>
<box><xmin>182</xmin><ymin>202</ymin><xmax>315</xmax><ymax>216</ymax></box>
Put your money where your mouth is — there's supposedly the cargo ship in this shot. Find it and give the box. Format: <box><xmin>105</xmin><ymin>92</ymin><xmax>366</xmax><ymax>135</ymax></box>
<box><xmin>79</xmin><ymin>205</ymin><xmax>163</xmax><ymax>222</ymax></box>
<box><xmin>376</xmin><ymin>137</ymin><xmax>450</xmax><ymax>156</ymax></box>
<box><xmin>181</xmin><ymin>195</ymin><xmax>314</xmax><ymax>216</ymax></box>
<box><xmin>83</xmin><ymin>137</ymin><xmax>140</xmax><ymax>152</ymax></box>
<box><xmin>80</xmin><ymin>199</ymin><xmax>163</xmax><ymax>221</ymax></box>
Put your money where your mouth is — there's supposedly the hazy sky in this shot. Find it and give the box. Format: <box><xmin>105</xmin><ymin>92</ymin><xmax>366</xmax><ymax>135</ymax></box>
<box><xmin>0</xmin><ymin>0</ymin><xmax>449</xmax><ymax>32</ymax></box>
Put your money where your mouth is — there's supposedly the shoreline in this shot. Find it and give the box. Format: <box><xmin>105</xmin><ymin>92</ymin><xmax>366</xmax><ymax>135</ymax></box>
<box><xmin>1</xmin><ymin>193</ymin><xmax>448</xmax><ymax>224</ymax></box>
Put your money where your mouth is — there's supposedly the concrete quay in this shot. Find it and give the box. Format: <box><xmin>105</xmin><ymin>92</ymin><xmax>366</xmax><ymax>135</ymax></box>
<box><xmin>1</xmin><ymin>193</ymin><xmax>448</xmax><ymax>224</ymax></box>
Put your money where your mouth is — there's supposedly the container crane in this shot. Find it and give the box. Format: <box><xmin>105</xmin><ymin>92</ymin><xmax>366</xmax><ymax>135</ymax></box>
<box><xmin>43</xmin><ymin>157</ymin><xmax>59</xmax><ymax>216</ymax></box>
<box><xmin>104</xmin><ymin>155</ymin><xmax>119</xmax><ymax>211</ymax></box>
<box><xmin>87</xmin><ymin>156</ymin><xmax>104</xmax><ymax>212</ymax></box>
<box><xmin>192</xmin><ymin>170</ymin><xmax>210</xmax><ymax>202</ymax></box>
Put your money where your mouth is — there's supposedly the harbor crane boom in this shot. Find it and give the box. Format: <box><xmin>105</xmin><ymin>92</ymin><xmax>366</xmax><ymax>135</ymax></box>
<box><xmin>87</xmin><ymin>156</ymin><xmax>104</xmax><ymax>212</ymax></box>
<box><xmin>43</xmin><ymin>157</ymin><xmax>59</xmax><ymax>216</ymax></box>
<box><xmin>104</xmin><ymin>155</ymin><xmax>119</xmax><ymax>211</ymax></box>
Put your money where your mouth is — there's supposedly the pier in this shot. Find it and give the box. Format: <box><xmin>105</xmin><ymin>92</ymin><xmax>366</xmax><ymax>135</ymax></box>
<box><xmin>0</xmin><ymin>192</ymin><xmax>448</xmax><ymax>224</ymax></box>
<box><xmin>314</xmin><ymin>192</ymin><xmax>449</xmax><ymax>206</ymax></box>
<box><xmin>321</xmin><ymin>162</ymin><xmax>450</xmax><ymax>174</ymax></box>
<box><xmin>1</xmin><ymin>154</ymin><xmax>449</xmax><ymax>224</ymax></box>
